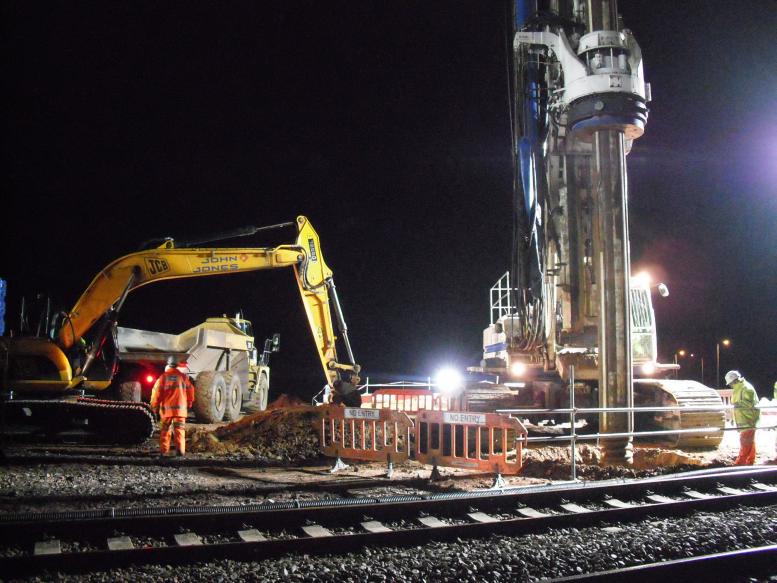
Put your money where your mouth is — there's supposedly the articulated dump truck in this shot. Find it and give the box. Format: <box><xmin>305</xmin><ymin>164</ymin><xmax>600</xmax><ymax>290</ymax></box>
<box><xmin>0</xmin><ymin>216</ymin><xmax>361</xmax><ymax>445</ymax></box>
<box><xmin>115</xmin><ymin>315</ymin><xmax>279</xmax><ymax>423</ymax></box>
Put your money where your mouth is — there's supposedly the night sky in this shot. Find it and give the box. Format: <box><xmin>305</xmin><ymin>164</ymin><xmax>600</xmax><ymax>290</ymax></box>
<box><xmin>3</xmin><ymin>1</ymin><xmax>776</xmax><ymax>399</ymax></box>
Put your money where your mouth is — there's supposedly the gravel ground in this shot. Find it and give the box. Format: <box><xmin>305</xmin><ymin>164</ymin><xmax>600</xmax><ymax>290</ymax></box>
<box><xmin>9</xmin><ymin>505</ymin><xmax>777</xmax><ymax>582</ymax></box>
<box><xmin>3</xmin><ymin>421</ymin><xmax>776</xmax><ymax>580</ymax></box>
<box><xmin>1</xmin><ymin>438</ymin><xmax>771</xmax><ymax>514</ymax></box>
<box><xmin>0</xmin><ymin>464</ymin><xmax>365</xmax><ymax>513</ymax></box>
<box><xmin>0</xmin><ymin>464</ymin><xmax>262</xmax><ymax>499</ymax></box>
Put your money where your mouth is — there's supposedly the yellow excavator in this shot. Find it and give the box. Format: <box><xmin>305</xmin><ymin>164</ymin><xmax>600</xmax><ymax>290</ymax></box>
<box><xmin>0</xmin><ymin>216</ymin><xmax>361</xmax><ymax>444</ymax></box>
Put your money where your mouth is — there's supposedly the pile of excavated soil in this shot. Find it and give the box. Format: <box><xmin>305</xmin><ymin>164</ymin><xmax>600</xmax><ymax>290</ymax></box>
<box><xmin>265</xmin><ymin>393</ymin><xmax>308</xmax><ymax>410</ymax></box>
<box><xmin>188</xmin><ymin>405</ymin><xmax>322</xmax><ymax>462</ymax></box>
<box><xmin>518</xmin><ymin>443</ymin><xmax>735</xmax><ymax>481</ymax></box>
<box><xmin>519</xmin><ymin>445</ymin><xmax>619</xmax><ymax>480</ymax></box>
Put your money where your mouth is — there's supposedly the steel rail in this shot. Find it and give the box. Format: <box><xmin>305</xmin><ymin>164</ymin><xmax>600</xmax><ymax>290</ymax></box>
<box><xmin>1</xmin><ymin>464</ymin><xmax>773</xmax><ymax>523</ymax></box>
<box><xmin>1</xmin><ymin>467</ymin><xmax>776</xmax><ymax>577</ymax></box>
<box><xmin>2</xmin><ymin>465</ymin><xmax>776</xmax><ymax>531</ymax></box>
<box><xmin>545</xmin><ymin>544</ymin><xmax>777</xmax><ymax>582</ymax></box>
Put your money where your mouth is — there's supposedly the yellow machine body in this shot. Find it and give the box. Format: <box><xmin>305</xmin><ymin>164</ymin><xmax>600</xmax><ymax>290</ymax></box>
<box><xmin>2</xmin><ymin>216</ymin><xmax>359</xmax><ymax>396</ymax></box>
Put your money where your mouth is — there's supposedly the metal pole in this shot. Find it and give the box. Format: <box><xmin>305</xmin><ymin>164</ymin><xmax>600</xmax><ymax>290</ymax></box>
<box><xmin>594</xmin><ymin>129</ymin><xmax>633</xmax><ymax>465</ymax></box>
<box><xmin>569</xmin><ymin>365</ymin><xmax>577</xmax><ymax>481</ymax></box>
<box><xmin>716</xmin><ymin>343</ymin><xmax>720</xmax><ymax>388</ymax></box>
<box><xmin>701</xmin><ymin>357</ymin><xmax>704</xmax><ymax>385</ymax></box>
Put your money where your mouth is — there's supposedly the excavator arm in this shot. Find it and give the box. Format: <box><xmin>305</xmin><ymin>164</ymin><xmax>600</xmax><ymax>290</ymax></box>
<box><xmin>60</xmin><ymin>216</ymin><xmax>320</xmax><ymax>348</ymax></box>
<box><xmin>11</xmin><ymin>216</ymin><xmax>360</xmax><ymax>400</ymax></box>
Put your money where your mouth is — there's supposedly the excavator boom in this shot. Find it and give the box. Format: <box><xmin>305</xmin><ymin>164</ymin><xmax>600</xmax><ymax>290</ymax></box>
<box><xmin>61</xmin><ymin>216</ymin><xmax>325</xmax><ymax>346</ymax></box>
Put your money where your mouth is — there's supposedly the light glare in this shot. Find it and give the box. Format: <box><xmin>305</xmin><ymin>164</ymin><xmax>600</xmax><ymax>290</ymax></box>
<box><xmin>435</xmin><ymin>367</ymin><xmax>462</xmax><ymax>393</ymax></box>
<box><xmin>632</xmin><ymin>271</ymin><xmax>652</xmax><ymax>287</ymax></box>
<box><xmin>510</xmin><ymin>361</ymin><xmax>527</xmax><ymax>377</ymax></box>
<box><xmin>640</xmin><ymin>362</ymin><xmax>656</xmax><ymax>376</ymax></box>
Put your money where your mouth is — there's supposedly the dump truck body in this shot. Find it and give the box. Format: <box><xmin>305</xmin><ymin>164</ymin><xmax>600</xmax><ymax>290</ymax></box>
<box><xmin>115</xmin><ymin>316</ymin><xmax>272</xmax><ymax>422</ymax></box>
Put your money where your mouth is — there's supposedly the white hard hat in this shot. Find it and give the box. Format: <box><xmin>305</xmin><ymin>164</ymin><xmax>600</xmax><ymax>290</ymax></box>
<box><xmin>166</xmin><ymin>355</ymin><xmax>176</xmax><ymax>367</ymax></box>
<box><xmin>725</xmin><ymin>370</ymin><xmax>742</xmax><ymax>385</ymax></box>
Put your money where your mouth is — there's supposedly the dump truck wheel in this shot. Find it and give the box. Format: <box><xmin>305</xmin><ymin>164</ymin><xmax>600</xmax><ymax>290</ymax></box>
<box><xmin>223</xmin><ymin>374</ymin><xmax>242</xmax><ymax>422</ymax></box>
<box><xmin>257</xmin><ymin>372</ymin><xmax>269</xmax><ymax>411</ymax></box>
<box><xmin>193</xmin><ymin>371</ymin><xmax>227</xmax><ymax>423</ymax></box>
<box><xmin>243</xmin><ymin>372</ymin><xmax>269</xmax><ymax>414</ymax></box>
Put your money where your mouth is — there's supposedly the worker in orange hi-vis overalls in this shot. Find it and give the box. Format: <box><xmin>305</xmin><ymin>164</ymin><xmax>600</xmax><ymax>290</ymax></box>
<box><xmin>151</xmin><ymin>356</ymin><xmax>195</xmax><ymax>456</ymax></box>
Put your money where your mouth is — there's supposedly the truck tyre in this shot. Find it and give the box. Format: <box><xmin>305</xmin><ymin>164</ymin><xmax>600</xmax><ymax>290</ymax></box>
<box><xmin>118</xmin><ymin>381</ymin><xmax>141</xmax><ymax>402</ymax></box>
<box><xmin>223</xmin><ymin>374</ymin><xmax>242</xmax><ymax>422</ymax></box>
<box><xmin>193</xmin><ymin>371</ymin><xmax>227</xmax><ymax>423</ymax></box>
<box><xmin>257</xmin><ymin>371</ymin><xmax>269</xmax><ymax>411</ymax></box>
<box><xmin>243</xmin><ymin>372</ymin><xmax>269</xmax><ymax>414</ymax></box>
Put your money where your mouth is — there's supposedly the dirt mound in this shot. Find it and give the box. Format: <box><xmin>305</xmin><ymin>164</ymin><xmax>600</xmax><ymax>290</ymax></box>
<box><xmin>632</xmin><ymin>447</ymin><xmax>706</xmax><ymax>469</ymax></box>
<box><xmin>519</xmin><ymin>445</ymin><xmax>630</xmax><ymax>480</ymax></box>
<box><xmin>266</xmin><ymin>393</ymin><xmax>308</xmax><ymax>410</ymax></box>
<box><xmin>518</xmin><ymin>444</ymin><xmax>732</xmax><ymax>481</ymax></box>
<box><xmin>188</xmin><ymin>406</ymin><xmax>322</xmax><ymax>462</ymax></box>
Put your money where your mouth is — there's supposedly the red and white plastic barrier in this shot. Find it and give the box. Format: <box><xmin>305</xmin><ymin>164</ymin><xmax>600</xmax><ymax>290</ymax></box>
<box><xmin>362</xmin><ymin>388</ymin><xmax>461</xmax><ymax>414</ymax></box>
<box><xmin>414</xmin><ymin>410</ymin><xmax>527</xmax><ymax>475</ymax></box>
<box><xmin>317</xmin><ymin>405</ymin><xmax>413</xmax><ymax>463</ymax></box>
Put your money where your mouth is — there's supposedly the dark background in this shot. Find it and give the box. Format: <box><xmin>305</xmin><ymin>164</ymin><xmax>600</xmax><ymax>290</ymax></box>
<box><xmin>2</xmin><ymin>1</ymin><xmax>776</xmax><ymax>399</ymax></box>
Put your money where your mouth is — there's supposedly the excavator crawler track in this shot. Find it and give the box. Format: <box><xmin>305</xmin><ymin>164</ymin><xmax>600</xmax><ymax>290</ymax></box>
<box><xmin>2</xmin><ymin>397</ymin><xmax>155</xmax><ymax>445</ymax></box>
<box><xmin>634</xmin><ymin>379</ymin><xmax>726</xmax><ymax>449</ymax></box>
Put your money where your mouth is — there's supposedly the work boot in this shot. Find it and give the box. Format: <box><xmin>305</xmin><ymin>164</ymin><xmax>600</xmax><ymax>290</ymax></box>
<box><xmin>176</xmin><ymin>451</ymin><xmax>186</xmax><ymax>458</ymax></box>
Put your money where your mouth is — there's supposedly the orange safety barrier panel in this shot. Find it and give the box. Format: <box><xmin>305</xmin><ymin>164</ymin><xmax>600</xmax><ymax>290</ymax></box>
<box><xmin>415</xmin><ymin>410</ymin><xmax>527</xmax><ymax>475</ymax></box>
<box><xmin>363</xmin><ymin>388</ymin><xmax>461</xmax><ymax>414</ymax></box>
<box><xmin>317</xmin><ymin>405</ymin><xmax>414</xmax><ymax>463</ymax></box>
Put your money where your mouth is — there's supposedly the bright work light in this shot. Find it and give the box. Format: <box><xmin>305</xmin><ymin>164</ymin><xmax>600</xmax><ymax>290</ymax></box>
<box><xmin>510</xmin><ymin>361</ymin><xmax>527</xmax><ymax>377</ymax></box>
<box><xmin>640</xmin><ymin>362</ymin><xmax>656</xmax><ymax>376</ymax></box>
<box><xmin>632</xmin><ymin>271</ymin><xmax>652</xmax><ymax>287</ymax></box>
<box><xmin>435</xmin><ymin>367</ymin><xmax>463</xmax><ymax>393</ymax></box>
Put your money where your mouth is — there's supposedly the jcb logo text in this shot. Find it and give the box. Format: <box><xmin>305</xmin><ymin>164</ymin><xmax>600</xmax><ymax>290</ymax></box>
<box><xmin>145</xmin><ymin>258</ymin><xmax>170</xmax><ymax>275</ymax></box>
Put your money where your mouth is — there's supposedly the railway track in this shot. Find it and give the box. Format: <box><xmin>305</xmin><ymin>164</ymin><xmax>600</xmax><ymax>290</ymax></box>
<box><xmin>548</xmin><ymin>544</ymin><xmax>777</xmax><ymax>582</ymax></box>
<box><xmin>2</xmin><ymin>466</ymin><xmax>776</xmax><ymax>579</ymax></box>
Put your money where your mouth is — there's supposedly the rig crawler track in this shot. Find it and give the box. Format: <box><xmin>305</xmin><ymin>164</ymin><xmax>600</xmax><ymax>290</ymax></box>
<box><xmin>2</xmin><ymin>467</ymin><xmax>776</xmax><ymax>578</ymax></box>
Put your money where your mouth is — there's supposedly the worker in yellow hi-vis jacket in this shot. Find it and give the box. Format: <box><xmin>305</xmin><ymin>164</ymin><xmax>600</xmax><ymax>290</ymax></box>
<box><xmin>726</xmin><ymin>370</ymin><xmax>760</xmax><ymax>465</ymax></box>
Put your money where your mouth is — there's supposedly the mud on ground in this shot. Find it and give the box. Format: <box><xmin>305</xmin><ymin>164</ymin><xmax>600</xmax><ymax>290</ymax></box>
<box><xmin>184</xmin><ymin>399</ymin><xmax>774</xmax><ymax>486</ymax></box>
<box><xmin>187</xmin><ymin>405</ymin><xmax>321</xmax><ymax>463</ymax></box>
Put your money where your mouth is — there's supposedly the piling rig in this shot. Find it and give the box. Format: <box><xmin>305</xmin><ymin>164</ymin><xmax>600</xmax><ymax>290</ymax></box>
<box><xmin>467</xmin><ymin>0</ymin><xmax>724</xmax><ymax>461</ymax></box>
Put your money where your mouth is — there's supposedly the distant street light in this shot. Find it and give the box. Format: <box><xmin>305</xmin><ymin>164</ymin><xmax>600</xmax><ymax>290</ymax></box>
<box><xmin>674</xmin><ymin>349</ymin><xmax>687</xmax><ymax>379</ymax></box>
<box><xmin>716</xmin><ymin>338</ymin><xmax>731</xmax><ymax>388</ymax></box>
